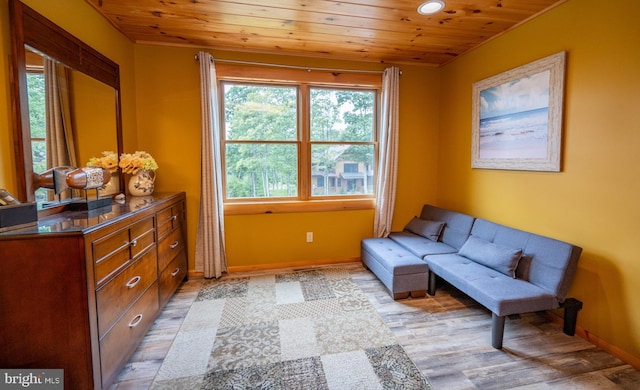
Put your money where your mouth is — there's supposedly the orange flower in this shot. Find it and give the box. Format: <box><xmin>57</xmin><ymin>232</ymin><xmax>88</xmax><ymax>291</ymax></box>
<box><xmin>87</xmin><ymin>151</ymin><xmax>119</xmax><ymax>173</ymax></box>
<box><xmin>118</xmin><ymin>151</ymin><xmax>158</xmax><ymax>175</ymax></box>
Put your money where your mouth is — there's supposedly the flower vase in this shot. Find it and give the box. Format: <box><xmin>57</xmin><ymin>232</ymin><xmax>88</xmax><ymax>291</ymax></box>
<box><xmin>128</xmin><ymin>170</ymin><xmax>155</xmax><ymax>196</ymax></box>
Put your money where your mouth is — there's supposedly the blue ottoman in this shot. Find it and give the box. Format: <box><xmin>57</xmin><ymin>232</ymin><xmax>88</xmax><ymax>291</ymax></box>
<box><xmin>361</xmin><ymin>238</ymin><xmax>429</xmax><ymax>299</ymax></box>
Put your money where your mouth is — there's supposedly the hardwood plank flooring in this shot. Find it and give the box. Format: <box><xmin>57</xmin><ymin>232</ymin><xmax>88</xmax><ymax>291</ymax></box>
<box><xmin>110</xmin><ymin>264</ymin><xmax>640</xmax><ymax>389</ymax></box>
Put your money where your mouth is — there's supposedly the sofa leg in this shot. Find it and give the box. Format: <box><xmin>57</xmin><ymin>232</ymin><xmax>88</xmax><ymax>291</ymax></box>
<box><xmin>491</xmin><ymin>313</ymin><xmax>505</xmax><ymax>349</ymax></box>
<box><xmin>427</xmin><ymin>271</ymin><xmax>437</xmax><ymax>296</ymax></box>
<box><xmin>560</xmin><ymin>297</ymin><xmax>583</xmax><ymax>336</ymax></box>
<box><xmin>393</xmin><ymin>291</ymin><xmax>410</xmax><ymax>300</ymax></box>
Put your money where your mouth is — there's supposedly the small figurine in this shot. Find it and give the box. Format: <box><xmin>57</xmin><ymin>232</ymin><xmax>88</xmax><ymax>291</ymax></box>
<box><xmin>34</xmin><ymin>166</ymin><xmax>111</xmax><ymax>193</ymax></box>
<box><xmin>66</xmin><ymin>167</ymin><xmax>111</xmax><ymax>190</ymax></box>
<box><xmin>34</xmin><ymin>166</ymin><xmax>74</xmax><ymax>194</ymax></box>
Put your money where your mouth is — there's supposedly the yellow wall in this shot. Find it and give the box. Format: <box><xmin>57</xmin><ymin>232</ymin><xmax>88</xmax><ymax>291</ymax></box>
<box><xmin>133</xmin><ymin>44</ymin><xmax>441</xmax><ymax>270</ymax></box>
<box><xmin>72</xmin><ymin>70</ymin><xmax>118</xmax><ymax>166</ymax></box>
<box><xmin>438</xmin><ymin>0</ymin><xmax>640</xmax><ymax>362</ymax></box>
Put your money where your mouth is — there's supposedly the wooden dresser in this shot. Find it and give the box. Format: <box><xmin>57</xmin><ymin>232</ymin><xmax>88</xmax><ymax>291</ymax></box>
<box><xmin>0</xmin><ymin>192</ymin><xmax>188</xmax><ymax>389</ymax></box>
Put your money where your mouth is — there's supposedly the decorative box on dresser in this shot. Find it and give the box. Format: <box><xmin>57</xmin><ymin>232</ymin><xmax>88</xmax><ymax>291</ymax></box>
<box><xmin>0</xmin><ymin>192</ymin><xmax>188</xmax><ymax>390</ymax></box>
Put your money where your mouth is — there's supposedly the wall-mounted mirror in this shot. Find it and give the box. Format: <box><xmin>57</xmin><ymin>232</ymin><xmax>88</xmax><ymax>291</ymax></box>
<box><xmin>9</xmin><ymin>0</ymin><xmax>124</xmax><ymax>205</ymax></box>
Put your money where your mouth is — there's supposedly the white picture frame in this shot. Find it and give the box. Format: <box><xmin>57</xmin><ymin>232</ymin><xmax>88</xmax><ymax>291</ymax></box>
<box><xmin>472</xmin><ymin>51</ymin><xmax>566</xmax><ymax>171</ymax></box>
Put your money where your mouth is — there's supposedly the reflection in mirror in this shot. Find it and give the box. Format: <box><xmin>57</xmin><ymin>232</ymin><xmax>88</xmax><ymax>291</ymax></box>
<box><xmin>26</xmin><ymin>48</ymin><xmax>76</xmax><ymax>202</ymax></box>
<box><xmin>9</xmin><ymin>0</ymin><xmax>124</xmax><ymax>207</ymax></box>
<box><xmin>24</xmin><ymin>47</ymin><xmax>118</xmax><ymax>203</ymax></box>
<box><xmin>25</xmin><ymin>49</ymin><xmax>46</xmax><ymax>173</ymax></box>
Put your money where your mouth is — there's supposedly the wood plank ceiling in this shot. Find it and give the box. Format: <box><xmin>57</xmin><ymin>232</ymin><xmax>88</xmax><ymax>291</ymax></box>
<box><xmin>85</xmin><ymin>0</ymin><xmax>565</xmax><ymax>66</ymax></box>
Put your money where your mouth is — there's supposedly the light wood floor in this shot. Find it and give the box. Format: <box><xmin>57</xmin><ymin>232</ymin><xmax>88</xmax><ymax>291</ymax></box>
<box><xmin>111</xmin><ymin>264</ymin><xmax>640</xmax><ymax>389</ymax></box>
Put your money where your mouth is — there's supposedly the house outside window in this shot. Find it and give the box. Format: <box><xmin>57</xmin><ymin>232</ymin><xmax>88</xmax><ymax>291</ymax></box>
<box><xmin>218</xmin><ymin>65</ymin><xmax>380</xmax><ymax>214</ymax></box>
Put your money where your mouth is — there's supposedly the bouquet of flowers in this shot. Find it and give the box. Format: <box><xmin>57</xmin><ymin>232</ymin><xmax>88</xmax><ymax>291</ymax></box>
<box><xmin>86</xmin><ymin>150</ymin><xmax>119</xmax><ymax>173</ymax></box>
<box><xmin>119</xmin><ymin>151</ymin><xmax>159</xmax><ymax>175</ymax></box>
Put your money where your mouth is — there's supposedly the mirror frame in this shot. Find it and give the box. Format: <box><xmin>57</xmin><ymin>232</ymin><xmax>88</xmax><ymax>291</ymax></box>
<box><xmin>9</xmin><ymin>0</ymin><xmax>124</xmax><ymax>201</ymax></box>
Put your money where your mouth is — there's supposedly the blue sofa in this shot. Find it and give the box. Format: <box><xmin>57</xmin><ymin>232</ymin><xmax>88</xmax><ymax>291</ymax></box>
<box><xmin>361</xmin><ymin>204</ymin><xmax>583</xmax><ymax>349</ymax></box>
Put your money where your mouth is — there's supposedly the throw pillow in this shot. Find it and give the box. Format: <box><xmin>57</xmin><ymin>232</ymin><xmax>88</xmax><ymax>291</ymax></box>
<box><xmin>403</xmin><ymin>217</ymin><xmax>445</xmax><ymax>241</ymax></box>
<box><xmin>458</xmin><ymin>236</ymin><xmax>522</xmax><ymax>278</ymax></box>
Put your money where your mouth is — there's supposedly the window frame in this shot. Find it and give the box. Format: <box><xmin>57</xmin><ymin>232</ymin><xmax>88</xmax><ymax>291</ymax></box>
<box><xmin>217</xmin><ymin>64</ymin><xmax>381</xmax><ymax>215</ymax></box>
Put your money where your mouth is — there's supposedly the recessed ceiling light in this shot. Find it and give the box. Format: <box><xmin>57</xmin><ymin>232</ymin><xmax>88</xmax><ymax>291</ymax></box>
<box><xmin>417</xmin><ymin>0</ymin><xmax>445</xmax><ymax>15</ymax></box>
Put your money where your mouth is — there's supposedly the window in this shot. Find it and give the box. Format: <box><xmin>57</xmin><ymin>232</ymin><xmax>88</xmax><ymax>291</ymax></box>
<box><xmin>27</xmin><ymin>70</ymin><xmax>47</xmax><ymax>202</ymax></box>
<box><xmin>310</xmin><ymin>88</ymin><xmax>375</xmax><ymax>197</ymax></box>
<box><xmin>219</xmin><ymin>66</ymin><xmax>380</xmax><ymax>213</ymax></box>
<box><xmin>27</xmin><ymin>72</ymin><xmax>46</xmax><ymax>174</ymax></box>
<box><xmin>223</xmin><ymin>84</ymin><xmax>299</xmax><ymax>199</ymax></box>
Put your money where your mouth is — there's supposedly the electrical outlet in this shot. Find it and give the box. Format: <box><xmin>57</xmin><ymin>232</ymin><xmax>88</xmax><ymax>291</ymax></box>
<box><xmin>306</xmin><ymin>232</ymin><xmax>313</xmax><ymax>243</ymax></box>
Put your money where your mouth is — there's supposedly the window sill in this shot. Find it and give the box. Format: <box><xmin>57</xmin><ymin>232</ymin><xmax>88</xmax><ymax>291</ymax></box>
<box><xmin>224</xmin><ymin>198</ymin><xmax>375</xmax><ymax>215</ymax></box>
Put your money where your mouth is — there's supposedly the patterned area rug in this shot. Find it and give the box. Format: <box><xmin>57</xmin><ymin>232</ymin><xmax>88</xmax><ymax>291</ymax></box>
<box><xmin>150</xmin><ymin>267</ymin><xmax>432</xmax><ymax>389</ymax></box>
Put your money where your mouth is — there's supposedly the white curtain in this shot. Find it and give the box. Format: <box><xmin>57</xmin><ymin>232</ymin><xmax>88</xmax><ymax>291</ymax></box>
<box><xmin>44</xmin><ymin>58</ymin><xmax>77</xmax><ymax>199</ymax></box>
<box><xmin>195</xmin><ymin>51</ymin><xmax>228</xmax><ymax>278</ymax></box>
<box><xmin>373</xmin><ymin>66</ymin><xmax>401</xmax><ymax>238</ymax></box>
<box><xmin>44</xmin><ymin>58</ymin><xmax>77</xmax><ymax>168</ymax></box>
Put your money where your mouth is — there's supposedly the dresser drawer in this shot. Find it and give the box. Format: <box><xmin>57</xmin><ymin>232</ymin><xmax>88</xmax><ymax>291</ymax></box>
<box><xmin>93</xmin><ymin>230</ymin><xmax>132</xmax><ymax>286</ymax></box>
<box><xmin>158</xmin><ymin>250</ymin><xmax>188</xmax><ymax>306</ymax></box>
<box><xmin>158</xmin><ymin>227</ymin><xmax>185</xmax><ymax>272</ymax></box>
<box><xmin>93</xmin><ymin>215</ymin><xmax>155</xmax><ymax>286</ymax></box>
<box><xmin>156</xmin><ymin>202</ymin><xmax>184</xmax><ymax>240</ymax></box>
<box><xmin>99</xmin><ymin>283</ymin><xmax>159</xmax><ymax>389</ymax></box>
<box><xmin>130</xmin><ymin>217</ymin><xmax>155</xmax><ymax>258</ymax></box>
<box><xmin>96</xmin><ymin>249</ymin><xmax>158</xmax><ymax>337</ymax></box>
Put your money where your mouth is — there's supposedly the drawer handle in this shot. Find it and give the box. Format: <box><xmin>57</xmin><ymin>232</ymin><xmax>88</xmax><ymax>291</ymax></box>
<box><xmin>130</xmin><ymin>239</ymin><xmax>138</xmax><ymax>247</ymax></box>
<box><xmin>171</xmin><ymin>267</ymin><xmax>180</xmax><ymax>277</ymax></box>
<box><xmin>128</xmin><ymin>314</ymin><xmax>143</xmax><ymax>328</ymax></box>
<box><xmin>171</xmin><ymin>215</ymin><xmax>178</xmax><ymax>221</ymax></box>
<box><xmin>126</xmin><ymin>275</ymin><xmax>141</xmax><ymax>289</ymax></box>
<box><xmin>170</xmin><ymin>241</ymin><xmax>180</xmax><ymax>249</ymax></box>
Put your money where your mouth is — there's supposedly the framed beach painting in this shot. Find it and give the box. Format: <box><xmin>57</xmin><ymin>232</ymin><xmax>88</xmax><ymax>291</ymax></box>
<box><xmin>472</xmin><ymin>51</ymin><xmax>566</xmax><ymax>171</ymax></box>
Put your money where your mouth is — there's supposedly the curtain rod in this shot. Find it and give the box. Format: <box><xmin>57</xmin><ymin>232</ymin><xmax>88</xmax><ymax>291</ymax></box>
<box><xmin>194</xmin><ymin>55</ymin><xmax>391</xmax><ymax>74</ymax></box>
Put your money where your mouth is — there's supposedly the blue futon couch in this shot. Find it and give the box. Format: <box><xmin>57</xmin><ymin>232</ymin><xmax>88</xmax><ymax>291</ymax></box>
<box><xmin>361</xmin><ymin>204</ymin><xmax>583</xmax><ymax>349</ymax></box>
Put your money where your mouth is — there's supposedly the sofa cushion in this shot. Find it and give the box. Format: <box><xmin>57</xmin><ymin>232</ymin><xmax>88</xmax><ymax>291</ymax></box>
<box><xmin>470</xmin><ymin>218</ymin><xmax>582</xmax><ymax>301</ymax></box>
<box><xmin>458</xmin><ymin>236</ymin><xmax>522</xmax><ymax>278</ymax></box>
<box><xmin>403</xmin><ymin>217</ymin><xmax>445</xmax><ymax>241</ymax></box>
<box><xmin>360</xmin><ymin>238</ymin><xmax>428</xmax><ymax>276</ymax></box>
<box><xmin>389</xmin><ymin>231</ymin><xmax>458</xmax><ymax>258</ymax></box>
<box><xmin>425</xmin><ymin>253</ymin><xmax>559</xmax><ymax>316</ymax></box>
<box><xmin>419</xmin><ymin>204</ymin><xmax>475</xmax><ymax>250</ymax></box>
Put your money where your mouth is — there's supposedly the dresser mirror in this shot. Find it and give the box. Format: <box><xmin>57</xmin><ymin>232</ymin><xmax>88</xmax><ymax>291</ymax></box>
<box><xmin>9</xmin><ymin>0</ymin><xmax>124</xmax><ymax>206</ymax></box>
